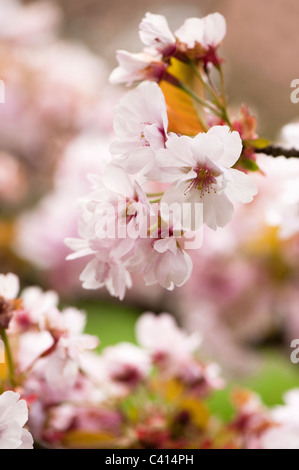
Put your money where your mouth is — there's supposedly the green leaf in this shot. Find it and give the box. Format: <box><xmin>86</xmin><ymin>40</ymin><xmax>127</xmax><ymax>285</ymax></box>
<box><xmin>241</xmin><ymin>158</ymin><xmax>260</xmax><ymax>172</ymax></box>
<box><xmin>246</xmin><ymin>138</ymin><xmax>270</xmax><ymax>149</ymax></box>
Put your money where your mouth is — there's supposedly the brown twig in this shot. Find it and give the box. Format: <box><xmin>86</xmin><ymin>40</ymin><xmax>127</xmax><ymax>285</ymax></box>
<box><xmin>254</xmin><ymin>145</ymin><xmax>299</xmax><ymax>159</ymax></box>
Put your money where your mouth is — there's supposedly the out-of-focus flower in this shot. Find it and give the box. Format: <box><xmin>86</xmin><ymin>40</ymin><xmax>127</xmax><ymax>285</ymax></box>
<box><xmin>13</xmin><ymin>133</ymin><xmax>112</xmax><ymax>294</ymax></box>
<box><xmin>260</xmin><ymin>389</ymin><xmax>299</xmax><ymax>449</ymax></box>
<box><xmin>0</xmin><ymin>273</ymin><xmax>19</xmax><ymax>300</ymax></box>
<box><xmin>0</xmin><ymin>0</ymin><xmax>61</xmax><ymax>46</ymax></box>
<box><xmin>8</xmin><ymin>291</ymin><xmax>51</xmax><ymax>335</ymax></box>
<box><xmin>135</xmin><ymin>311</ymin><xmax>221</xmax><ymax>395</ymax></box>
<box><xmin>0</xmin><ymin>152</ymin><xmax>28</xmax><ymax>207</ymax></box>
<box><xmin>259</xmin><ymin>127</ymin><xmax>299</xmax><ymax>239</ymax></box>
<box><xmin>100</xmin><ymin>343</ymin><xmax>151</xmax><ymax>395</ymax></box>
<box><xmin>17</xmin><ymin>305</ymin><xmax>99</xmax><ymax>389</ymax></box>
<box><xmin>136</xmin><ymin>312</ymin><xmax>200</xmax><ymax>367</ymax></box>
<box><xmin>271</xmin><ymin>389</ymin><xmax>299</xmax><ymax>423</ymax></box>
<box><xmin>9</xmin><ymin>272</ymin><xmax>299</xmax><ymax>449</ymax></box>
<box><xmin>0</xmin><ymin>272</ymin><xmax>22</xmax><ymax>329</ymax></box>
<box><xmin>36</xmin><ymin>332</ymin><xmax>99</xmax><ymax>389</ymax></box>
<box><xmin>261</xmin><ymin>425</ymin><xmax>299</xmax><ymax>449</ymax></box>
<box><xmin>0</xmin><ymin>6</ymin><xmax>109</xmax><ymax>189</ymax></box>
<box><xmin>0</xmin><ymin>391</ymin><xmax>33</xmax><ymax>449</ymax></box>
<box><xmin>279</xmin><ymin>121</ymin><xmax>299</xmax><ymax>150</ymax></box>
<box><xmin>29</xmin><ymin>41</ymin><xmax>108</xmax><ymax>129</ymax></box>
<box><xmin>229</xmin><ymin>389</ymin><xmax>299</xmax><ymax>449</ymax></box>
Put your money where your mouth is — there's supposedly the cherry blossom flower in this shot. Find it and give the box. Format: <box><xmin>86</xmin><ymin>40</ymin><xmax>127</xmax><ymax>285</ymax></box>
<box><xmin>65</xmin><ymin>163</ymin><xmax>194</xmax><ymax>294</ymax></box>
<box><xmin>279</xmin><ymin>121</ymin><xmax>299</xmax><ymax>150</ymax></box>
<box><xmin>261</xmin><ymin>425</ymin><xmax>299</xmax><ymax>449</ymax></box>
<box><xmin>255</xmin><ymin>390</ymin><xmax>299</xmax><ymax>449</ymax></box>
<box><xmin>271</xmin><ymin>389</ymin><xmax>299</xmax><ymax>424</ymax></box>
<box><xmin>0</xmin><ymin>391</ymin><xmax>33</xmax><ymax>449</ymax></box>
<box><xmin>157</xmin><ymin>126</ymin><xmax>257</xmax><ymax>231</ymax></box>
<box><xmin>135</xmin><ymin>312</ymin><xmax>200</xmax><ymax>373</ymax></box>
<box><xmin>0</xmin><ymin>0</ymin><xmax>61</xmax><ymax>46</ymax></box>
<box><xmin>38</xmin><ymin>332</ymin><xmax>99</xmax><ymax>389</ymax></box>
<box><xmin>110</xmin><ymin>81</ymin><xmax>168</xmax><ymax>178</ymax></box>
<box><xmin>44</xmin><ymin>404</ymin><xmax>123</xmax><ymax>442</ymax></box>
<box><xmin>76</xmin><ymin>251</ymin><xmax>133</xmax><ymax>301</ymax></box>
<box><xmin>109</xmin><ymin>50</ymin><xmax>167</xmax><ymax>87</ymax></box>
<box><xmin>109</xmin><ymin>11</ymin><xmax>227</xmax><ymax>87</ymax></box>
<box><xmin>109</xmin><ymin>13</ymin><xmax>174</xmax><ymax>86</ymax></box>
<box><xmin>175</xmin><ymin>13</ymin><xmax>226</xmax><ymax>65</ymax></box>
<box><xmin>267</xmin><ymin>176</ymin><xmax>299</xmax><ymax>239</ymax></box>
<box><xmin>101</xmin><ymin>343</ymin><xmax>151</xmax><ymax>395</ymax></box>
<box><xmin>178</xmin><ymin>360</ymin><xmax>224</xmax><ymax>396</ymax></box>
<box><xmin>0</xmin><ymin>273</ymin><xmax>20</xmax><ymax>300</ymax></box>
<box><xmin>65</xmin><ymin>162</ymin><xmax>154</xmax><ymax>299</ymax></box>
<box><xmin>131</xmin><ymin>235</ymin><xmax>193</xmax><ymax>291</ymax></box>
<box><xmin>0</xmin><ymin>152</ymin><xmax>28</xmax><ymax>206</ymax></box>
<box><xmin>138</xmin><ymin>12</ymin><xmax>176</xmax><ymax>54</ymax></box>
<box><xmin>17</xmin><ymin>304</ymin><xmax>99</xmax><ymax>388</ymax></box>
<box><xmin>8</xmin><ymin>286</ymin><xmax>59</xmax><ymax>334</ymax></box>
<box><xmin>14</xmin><ymin>133</ymin><xmax>113</xmax><ymax>294</ymax></box>
<box><xmin>259</xmin><ymin>128</ymin><xmax>299</xmax><ymax>239</ymax></box>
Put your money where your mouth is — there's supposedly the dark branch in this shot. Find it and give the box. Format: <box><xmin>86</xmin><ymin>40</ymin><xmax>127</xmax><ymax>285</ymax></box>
<box><xmin>254</xmin><ymin>145</ymin><xmax>299</xmax><ymax>159</ymax></box>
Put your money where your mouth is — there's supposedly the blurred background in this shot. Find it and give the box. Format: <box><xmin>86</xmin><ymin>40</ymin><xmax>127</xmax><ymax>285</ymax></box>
<box><xmin>1</xmin><ymin>0</ymin><xmax>299</xmax><ymax>420</ymax></box>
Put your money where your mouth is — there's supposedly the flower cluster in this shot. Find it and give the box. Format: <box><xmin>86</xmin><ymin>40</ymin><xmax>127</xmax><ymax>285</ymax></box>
<box><xmin>227</xmin><ymin>388</ymin><xmax>299</xmax><ymax>449</ymax></box>
<box><xmin>66</xmin><ymin>12</ymin><xmax>258</xmax><ymax>300</ymax></box>
<box><xmin>1</xmin><ymin>271</ymin><xmax>299</xmax><ymax>449</ymax></box>
<box><xmin>2</xmin><ymin>1</ymin><xmax>299</xmax><ymax>452</ymax></box>
<box><xmin>0</xmin><ymin>272</ymin><xmax>223</xmax><ymax>449</ymax></box>
<box><xmin>109</xmin><ymin>12</ymin><xmax>227</xmax><ymax>86</ymax></box>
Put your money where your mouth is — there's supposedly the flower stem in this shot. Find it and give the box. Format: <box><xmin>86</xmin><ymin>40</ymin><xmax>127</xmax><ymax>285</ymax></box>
<box><xmin>0</xmin><ymin>328</ymin><xmax>15</xmax><ymax>386</ymax></box>
<box><xmin>254</xmin><ymin>145</ymin><xmax>299</xmax><ymax>159</ymax></box>
<box><xmin>217</xmin><ymin>64</ymin><xmax>227</xmax><ymax>107</ymax></box>
<box><xmin>178</xmin><ymin>82</ymin><xmax>224</xmax><ymax>119</ymax></box>
<box><xmin>189</xmin><ymin>61</ymin><xmax>222</xmax><ymax>107</ymax></box>
<box><xmin>198</xmin><ymin>62</ymin><xmax>231</xmax><ymax>126</ymax></box>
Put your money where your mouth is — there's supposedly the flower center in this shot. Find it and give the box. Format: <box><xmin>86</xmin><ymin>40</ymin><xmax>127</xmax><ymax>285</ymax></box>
<box><xmin>140</xmin><ymin>121</ymin><xmax>152</xmax><ymax>147</ymax></box>
<box><xmin>140</xmin><ymin>131</ymin><xmax>150</xmax><ymax>147</ymax></box>
<box><xmin>112</xmin><ymin>365</ymin><xmax>141</xmax><ymax>386</ymax></box>
<box><xmin>185</xmin><ymin>167</ymin><xmax>217</xmax><ymax>197</ymax></box>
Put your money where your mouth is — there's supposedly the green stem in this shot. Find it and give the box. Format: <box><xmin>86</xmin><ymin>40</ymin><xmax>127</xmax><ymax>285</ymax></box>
<box><xmin>222</xmin><ymin>107</ymin><xmax>232</xmax><ymax>127</ymax></box>
<box><xmin>201</xmin><ymin>63</ymin><xmax>231</xmax><ymax>126</ymax></box>
<box><xmin>217</xmin><ymin>64</ymin><xmax>228</xmax><ymax>109</ymax></box>
<box><xmin>178</xmin><ymin>82</ymin><xmax>224</xmax><ymax>120</ymax></box>
<box><xmin>189</xmin><ymin>61</ymin><xmax>222</xmax><ymax>108</ymax></box>
<box><xmin>0</xmin><ymin>328</ymin><xmax>15</xmax><ymax>386</ymax></box>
